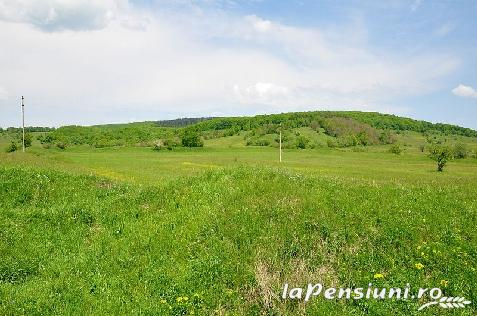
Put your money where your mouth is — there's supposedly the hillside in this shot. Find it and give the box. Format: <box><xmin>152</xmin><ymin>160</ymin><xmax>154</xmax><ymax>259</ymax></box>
<box><xmin>2</xmin><ymin>111</ymin><xmax>476</xmax><ymax>152</ymax></box>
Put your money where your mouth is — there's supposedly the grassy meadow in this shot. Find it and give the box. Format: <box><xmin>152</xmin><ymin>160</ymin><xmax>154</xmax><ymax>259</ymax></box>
<box><xmin>1</xmin><ymin>113</ymin><xmax>477</xmax><ymax>315</ymax></box>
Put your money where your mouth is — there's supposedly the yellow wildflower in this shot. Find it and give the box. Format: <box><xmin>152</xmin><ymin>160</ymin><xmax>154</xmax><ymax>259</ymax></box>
<box><xmin>374</xmin><ymin>273</ymin><xmax>384</xmax><ymax>279</ymax></box>
<box><xmin>440</xmin><ymin>280</ymin><xmax>449</xmax><ymax>287</ymax></box>
<box><xmin>415</xmin><ymin>263</ymin><xmax>424</xmax><ymax>270</ymax></box>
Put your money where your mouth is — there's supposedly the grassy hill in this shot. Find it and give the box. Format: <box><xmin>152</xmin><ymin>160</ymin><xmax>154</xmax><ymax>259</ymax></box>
<box><xmin>1</xmin><ymin>111</ymin><xmax>477</xmax><ymax>315</ymax></box>
<box><xmin>3</xmin><ymin>111</ymin><xmax>476</xmax><ymax>151</ymax></box>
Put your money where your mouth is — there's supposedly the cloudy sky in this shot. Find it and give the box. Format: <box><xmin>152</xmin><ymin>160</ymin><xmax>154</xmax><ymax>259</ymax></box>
<box><xmin>0</xmin><ymin>0</ymin><xmax>476</xmax><ymax>128</ymax></box>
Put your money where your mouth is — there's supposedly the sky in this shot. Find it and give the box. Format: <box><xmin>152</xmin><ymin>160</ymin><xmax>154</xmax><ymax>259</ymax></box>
<box><xmin>0</xmin><ymin>0</ymin><xmax>476</xmax><ymax>129</ymax></box>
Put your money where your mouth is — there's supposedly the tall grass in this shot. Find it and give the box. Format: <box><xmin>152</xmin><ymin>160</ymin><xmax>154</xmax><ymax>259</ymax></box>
<box><xmin>1</xmin><ymin>165</ymin><xmax>475</xmax><ymax>315</ymax></box>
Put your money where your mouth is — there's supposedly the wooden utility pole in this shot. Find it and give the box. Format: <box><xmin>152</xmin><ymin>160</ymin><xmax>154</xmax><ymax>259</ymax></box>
<box><xmin>22</xmin><ymin>96</ymin><xmax>25</xmax><ymax>152</ymax></box>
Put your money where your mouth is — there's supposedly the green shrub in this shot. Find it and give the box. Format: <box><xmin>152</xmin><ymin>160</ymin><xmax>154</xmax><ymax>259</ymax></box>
<box><xmin>337</xmin><ymin>135</ymin><xmax>358</xmax><ymax>147</ymax></box>
<box><xmin>152</xmin><ymin>143</ymin><xmax>162</xmax><ymax>151</ymax></box>
<box><xmin>56</xmin><ymin>142</ymin><xmax>67</xmax><ymax>150</ymax></box>
<box><xmin>429</xmin><ymin>145</ymin><xmax>453</xmax><ymax>172</ymax></box>
<box><xmin>181</xmin><ymin>129</ymin><xmax>203</xmax><ymax>147</ymax></box>
<box><xmin>24</xmin><ymin>133</ymin><xmax>32</xmax><ymax>147</ymax></box>
<box><xmin>309</xmin><ymin>120</ymin><xmax>321</xmax><ymax>131</ymax></box>
<box><xmin>6</xmin><ymin>141</ymin><xmax>17</xmax><ymax>153</ymax></box>
<box><xmin>296</xmin><ymin>136</ymin><xmax>309</xmax><ymax>149</ymax></box>
<box><xmin>379</xmin><ymin>130</ymin><xmax>396</xmax><ymax>144</ymax></box>
<box><xmin>453</xmin><ymin>143</ymin><xmax>468</xmax><ymax>159</ymax></box>
<box><xmin>14</xmin><ymin>132</ymin><xmax>32</xmax><ymax>148</ymax></box>
<box><xmin>389</xmin><ymin>144</ymin><xmax>402</xmax><ymax>155</ymax></box>
<box><xmin>37</xmin><ymin>134</ymin><xmax>54</xmax><ymax>144</ymax></box>
<box><xmin>326</xmin><ymin>139</ymin><xmax>337</xmax><ymax>148</ymax></box>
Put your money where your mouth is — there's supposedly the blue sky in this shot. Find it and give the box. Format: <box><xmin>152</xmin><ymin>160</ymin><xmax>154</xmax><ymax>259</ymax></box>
<box><xmin>0</xmin><ymin>0</ymin><xmax>476</xmax><ymax>128</ymax></box>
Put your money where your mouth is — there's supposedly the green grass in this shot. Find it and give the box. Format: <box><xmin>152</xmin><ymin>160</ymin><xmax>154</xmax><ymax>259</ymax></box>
<box><xmin>1</xmin><ymin>135</ymin><xmax>477</xmax><ymax>315</ymax></box>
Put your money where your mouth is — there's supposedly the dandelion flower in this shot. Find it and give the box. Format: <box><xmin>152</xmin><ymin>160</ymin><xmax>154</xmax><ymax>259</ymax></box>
<box><xmin>374</xmin><ymin>273</ymin><xmax>384</xmax><ymax>279</ymax></box>
<box><xmin>440</xmin><ymin>280</ymin><xmax>448</xmax><ymax>287</ymax></box>
<box><xmin>415</xmin><ymin>263</ymin><xmax>424</xmax><ymax>270</ymax></box>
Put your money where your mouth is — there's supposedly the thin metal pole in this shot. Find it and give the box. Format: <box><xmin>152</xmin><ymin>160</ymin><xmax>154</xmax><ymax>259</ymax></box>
<box><xmin>22</xmin><ymin>96</ymin><xmax>25</xmax><ymax>152</ymax></box>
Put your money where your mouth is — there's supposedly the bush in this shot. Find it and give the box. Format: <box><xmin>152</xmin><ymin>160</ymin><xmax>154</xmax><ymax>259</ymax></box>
<box><xmin>453</xmin><ymin>143</ymin><xmax>468</xmax><ymax>159</ymax></box>
<box><xmin>389</xmin><ymin>144</ymin><xmax>402</xmax><ymax>155</ymax></box>
<box><xmin>429</xmin><ymin>145</ymin><xmax>453</xmax><ymax>172</ymax></box>
<box><xmin>6</xmin><ymin>141</ymin><xmax>17</xmax><ymax>153</ymax></box>
<box><xmin>152</xmin><ymin>143</ymin><xmax>163</xmax><ymax>151</ymax></box>
<box><xmin>326</xmin><ymin>139</ymin><xmax>337</xmax><ymax>148</ymax></box>
<box><xmin>14</xmin><ymin>132</ymin><xmax>32</xmax><ymax>148</ymax></box>
<box><xmin>309</xmin><ymin>121</ymin><xmax>321</xmax><ymax>132</ymax></box>
<box><xmin>24</xmin><ymin>133</ymin><xmax>32</xmax><ymax>147</ymax></box>
<box><xmin>181</xmin><ymin>129</ymin><xmax>203</xmax><ymax>147</ymax></box>
<box><xmin>56</xmin><ymin>142</ymin><xmax>67</xmax><ymax>150</ymax></box>
<box><xmin>38</xmin><ymin>134</ymin><xmax>54</xmax><ymax>144</ymax></box>
<box><xmin>255</xmin><ymin>139</ymin><xmax>270</xmax><ymax>146</ymax></box>
<box><xmin>379</xmin><ymin>130</ymin><xmax>396</xmax><ymax>144</ymax></box>
<box><xmin>296</xmin><ymin>136</ymin><xmax>309</xmax><ymax>149</ymax></box>
<box><xmin>322</xmin><ymin>117</ymin><xmax>381</xmax><ymax>145</ymax></box>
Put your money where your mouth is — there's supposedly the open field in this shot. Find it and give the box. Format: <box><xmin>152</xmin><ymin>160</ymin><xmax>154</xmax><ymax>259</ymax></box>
<box><xmin>1</xmin><ymin>112</ymin><xmax>477</xmax><ymax>315</ymax></box>
<box><xmin>1</xmin><ymin>132</ymin><xmax>477</xmax><ymax>315</ymax></box>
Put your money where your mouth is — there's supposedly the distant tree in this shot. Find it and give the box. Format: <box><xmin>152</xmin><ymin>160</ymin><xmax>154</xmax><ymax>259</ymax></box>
<box><xmin>453</xmin><ymin>143</ymin><xmax>468</xmax><ymax>159</ymax></box>
<box><xmin>309</xmin><ymin>121</ymin><xmax>321</xmax><ymax>132</ymax></box>
<box><xmin>296</xmin><ymin>136</ymin><xmax>309</xmax><ymax>149</ymax></box>
<box><xmin>327</xmin><ymin>139</ymin><xmax>337</xmax><ymax>148</ymax></box>
<box><xmin>15</xmin><ymin>132</ymin><xmax>32</xmax><ymax>148</ymax></box>
<box><xmin>429</xmin><ymin>145</ymin><xmax>453</xmax><ymax>172</ymax></box>
<box><xmin>6</xmin><ymin>141</ymin><xmax>17</xmax><ymax>153</ymax></box>
<box><xmin>389</xmin><ymin>144</ymin><xmax>402</xmax><ymax>155</ymax></box>
<box><xmin>38</xmin><ymin>134</ymin><xmax>54</xmax><ymax>144</ymax></box>
<box><xmin>24</xmin><ymin>133</ymin><xmax>32</xmax><ymax>147</ymax></box>
<box><xmin>356</xmin><ymin>131</ymin><xmax>370</xmax><ymax>146</ymax></box>
<box><xmin>181</xmin><ymin>129</ymin><xmax>203</xmax><ymax>147</ymax></box>
<box><xmin>379</xmin><ymin>130</ymin><xmax>396</xmax><ymax>144</ymax></box>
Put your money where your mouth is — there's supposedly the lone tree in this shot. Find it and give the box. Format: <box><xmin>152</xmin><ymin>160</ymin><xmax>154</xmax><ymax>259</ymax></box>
<box><xmin>429</xmin><ymin>144</ymin><xmax>453</xmax><ymax>172</ymax></box>
<box><xmin>6</xmin><ymin>141</ymin><xmax>17</xmax><ymax>153</ymax></box>
<box><xmin>181</xmin><ymin>129</ymin><xmax>203</xmax><ymax>147</ymax></box>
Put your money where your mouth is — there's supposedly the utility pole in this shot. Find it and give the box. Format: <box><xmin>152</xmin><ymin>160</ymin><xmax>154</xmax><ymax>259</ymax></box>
<box><xmin>22</xmin><ymin>96</ymin><xmax>25</xmax><ymax>152</ymax></box>
<box><xmin>279</xmin><ymin>125</ymin><xmax>282</xmax><ymax>163</ymax></box>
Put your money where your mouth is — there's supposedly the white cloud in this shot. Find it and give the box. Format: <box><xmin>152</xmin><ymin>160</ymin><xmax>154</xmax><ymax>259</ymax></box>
<box><xmin>452</xmin><ymin>84</ymin><xmax>477</xmax><ymax>99</ymax></box>
<box><xmin>0</xmin><ymin>1</ymin><xmax>461</xmax><ymax>126</ymax></box>
<box><xmin>0</xmin><ymin>0</ymin><xmax>128</xmax><ymax>31</ymax></box>
<box><xmin>233</xmin><ymin>82</ymin><xmax>290</xmax><ymax>105</ymax></box>
<box><xmin>248</xmin><ymin>15</ymin><xmax>272</xmax><ymax>32</ymax></box>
